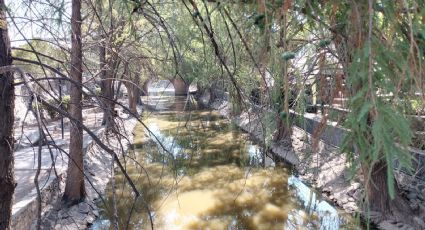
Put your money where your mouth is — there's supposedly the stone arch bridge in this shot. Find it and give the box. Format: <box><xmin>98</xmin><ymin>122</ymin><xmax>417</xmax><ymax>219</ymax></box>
<box><xmin>141</xmin><ymin>77</ymin><xmax>190</xmax><ymax>96</ymax></box>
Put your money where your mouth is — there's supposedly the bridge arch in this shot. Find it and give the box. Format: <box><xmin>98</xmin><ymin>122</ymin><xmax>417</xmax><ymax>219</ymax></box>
<box><xmin>171</xmin><ymin>77</ymin><xmax>189</xmax><ymax>96</ymax></box>
<box><xmin>141</xmin><ymin>77</ymin><xmax>190</xmax><ymax>96</ymax></box>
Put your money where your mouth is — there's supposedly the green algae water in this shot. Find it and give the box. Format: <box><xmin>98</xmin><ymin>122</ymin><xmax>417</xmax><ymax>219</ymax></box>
<box><xmin>92</xmin><ymin>96</ymin><xmax>359</xmax><ymax>230</ymax></box>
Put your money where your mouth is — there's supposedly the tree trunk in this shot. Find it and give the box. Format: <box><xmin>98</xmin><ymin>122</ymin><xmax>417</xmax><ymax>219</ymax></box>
<box><xmin>141</xmin><ymin>80</ymin><xmax>149</xmax><ymax>96</ymax></box>
<box><xmin>97</xmin><ymin>1</ymin><xmax>115</xmax><ymax>129</ymax></box>
<box><xmin>101</xmin><ymin>60</ymin><xmax>116</xmax><ymax>129</ymax></box>
<box><xmin>127</xmin><ymin>83</ymin><xmax>138</xmax><ymax>114</ymax></box>
<box><xmin>123</xmin><ymin>65</ymin><xmax>138</xmax><ymax>115</ymax></box>
<box><xmin>63</xmin><ymin>0</ymin><xmax>85</xmax><ymax>203</ymax></box>
<box><xmin>347</xmin><ymin>2</ymin><xmax>393</xmax><ymax>217</ymax></box>
<box><xmin>350</xmin><ymin>2</ymin><xmax>394</xmax><ymax>217</ymax></box>
<box><xmin>363</xmin><ymin>160</ymin><xmax>392</xmax><ymax>216</ymax></box>
<box><xmin>0</xmin><ymin>1</ymin><xmax>15</xmax><ymax>228</ymax></box>
<box><xmin>98</xmin><ymin>24</ymin><xmax>109</xmax><ymax>124</ymax></box>
<box><xmin>344</xmin><ymin>1</ymin><xmax>412</xmax><ymax>220</ymax></box>
<box><xmin>136</xmin><ymin>88</ymin><xmax>142</xmax><ymax>105</ymax></box>
<box><xmin>274</xmin><ymin>3</ymin><xmax>293</xmax><ymax>147</ymax></box>
<box><xmin>135</xmin><ymin>75</ymin><xmax>142</xmax><ymax>105</ymax></box>
<box><xmin>257</xmin><ymin>0</ymin><xmax>270</xmax><ymax>106</ymax></box>
<box><xmin>127</xmin><ymin>77</ymin><xmax>138</xmax><ymax>115</ymax></box>
<box><xmin>172</xmin><ymin>77</ymin><xmax>189</xmax><ymax>96</ymax></box>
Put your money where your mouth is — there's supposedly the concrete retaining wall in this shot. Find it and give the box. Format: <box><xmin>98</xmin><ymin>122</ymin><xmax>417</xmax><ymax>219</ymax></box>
<box><xmin>10</xmin><ymin>175</ymin><xmax>63</xmax><ymax>230</ymax></box>
<box><xmin>291</xmin><ymin>110</ymin><xmax>425</xmax><ymax>181</ymax></box>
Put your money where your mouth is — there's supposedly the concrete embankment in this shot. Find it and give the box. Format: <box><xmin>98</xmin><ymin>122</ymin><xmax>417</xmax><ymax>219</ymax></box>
<box><xmin>207</xmin><ymin>98</ymin><xmax>425</xmax><ymax>229</ymax></box>
<box><xmin>11</xmin><ymin>107</ymin><xmax>140</xmax><ymax>230</ymax></box>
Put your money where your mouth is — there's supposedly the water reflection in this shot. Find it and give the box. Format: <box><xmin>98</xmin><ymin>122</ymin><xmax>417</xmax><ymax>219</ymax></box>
<box><xmin>286</xmin><ymin>176</ymin><xmax>345</xmax><ymax>230</ymax></box>
<box><xmin>144</xmin><ymin>112</ymin><xmax>264</xmax><ymax>171</ymax></box>
<box><xmin>93</xmin><ymin>96</ymin><xmax>359</xmax><ymax>230</ymax></box>
<box><xmin>143</xmin><ymin>95</ymin><xmax>188</xmax><ymax>111</ymax></box>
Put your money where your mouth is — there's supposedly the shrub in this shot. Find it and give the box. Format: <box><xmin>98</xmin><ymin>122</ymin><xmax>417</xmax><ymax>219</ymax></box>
<box><xmin>31</xmin><ymin>101</ymin><xmax>45</xmax><ymax>116</ymax></box>
<box><xmin>46</xmin><ymin>99</ymin><xmax>59</xmax><ymax>119</ymax></box>
<box><xmin>404</xmin><ymin>99</ymin><xmax>425</xmax><ymax>115</ymax></box>
<box><xmin>61</xmin><ymin>95</ymin><xmax>70</xmax><ymax>110</ymax></box>
<box><xmin>30</xmin><ymin>95</ymin><xmax>71</xmax><ymax>120</ymax></box>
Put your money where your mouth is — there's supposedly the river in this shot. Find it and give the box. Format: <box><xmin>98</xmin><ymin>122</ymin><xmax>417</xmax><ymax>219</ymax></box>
<box><xmin>91</xmin><ymin>95</ymin><xmax>359</xmax><ymax>230</ymax></box>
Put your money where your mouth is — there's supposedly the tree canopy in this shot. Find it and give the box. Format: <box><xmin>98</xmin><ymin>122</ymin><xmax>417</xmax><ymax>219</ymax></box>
<box><xmin>3</xmin><ymin>0</ymin><xmax>425</xmax><ymax>229</ymax></box>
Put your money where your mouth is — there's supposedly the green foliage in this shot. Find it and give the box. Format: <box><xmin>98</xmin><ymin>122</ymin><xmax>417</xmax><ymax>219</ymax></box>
<box><xmin>253</xmin><ymin>14</ymin><xmax>265</xmax><ymax>30</ymax></box>
<box><xmin>61</xmin><ymin>95</ymin><xmax>71</xmax><ymax>111</ymax></box>
<box><xmin>342</xmin><ymin>34</ymin><xmax>416</xmax><ymax>198</ymax></box>
<box><xmin>95</xmin><ymin>87</ymin><xmax>102</xmax><ymax>95</ymax></box>
<box><xmin>406</xmin><ymin>99</ymin><xmax>425</xmax><ymax>115</ymax></box>
<box><xmin>318</xmin><ymin>39</ymin><xmax>331</xmax><ymax>48</ymax></box>
<box><xmin>31</xmin><ymin>101</ymin><xmax>45</xmax><ymax>117</ymax></box>
<box><xmin>192</xmin><ymin>11</ymin><xmax>200</xmax><ymax>18</ymax></box>
<box><xmin>46</xmin><ymin>99</ymin><xmax>59</xmax><ymax>119</ymax></box>
<box><xmin>28</xmin><ymin>0</ymin><xmax>425</xmax><ymax>226</ymax></box>
<box><xmin>38</xmin><ymin>96</ymin><xmax>70</xmax><ymax>119</ymax></box>
<box><xmin>12</xmin><ymin>40</ymin><xmax>66</xmax><ymax>77</ymax></box>
<box><xmin>279</xmin><ymin>111</ymin><xmax>287</xmax><ymax>120</ymax></box>
<box><xmin>281</xmin><ymin>52</ymin><xmax>295</xmax><ymax>61</ymax></box>
<box><xmin>15</xmin><ymin>0</ymin><xmax>425</xmax><ymax>216</ymax></box>
<box><xmin>262</xmin><ymin>111</ymin><xmax>277</xmax><ymax>147</ymax></box>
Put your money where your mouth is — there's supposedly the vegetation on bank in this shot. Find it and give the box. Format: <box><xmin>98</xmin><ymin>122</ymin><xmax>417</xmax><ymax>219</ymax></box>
<box><xmin>0</xmin><ymin>0</ymin><xmax>425</xmax><ymax>229</ymax></box>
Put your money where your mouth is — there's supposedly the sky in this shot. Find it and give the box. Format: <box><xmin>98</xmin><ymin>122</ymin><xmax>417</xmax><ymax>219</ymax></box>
<box><xmin>6</xmin><ymin>0</ymin><xmax>72</xmax><ymax>47</ymax></box>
